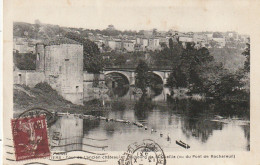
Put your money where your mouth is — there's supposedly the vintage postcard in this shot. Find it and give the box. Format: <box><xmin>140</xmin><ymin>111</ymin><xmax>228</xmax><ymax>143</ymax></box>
<box><xmin>2</xmin><ymin>0</ymin><xmax>260</xmax><ymax>164</ymax></box>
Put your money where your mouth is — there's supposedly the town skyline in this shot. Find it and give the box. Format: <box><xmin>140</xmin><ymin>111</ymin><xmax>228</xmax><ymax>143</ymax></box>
<box><xmin>12</xmin><ymin>0</ymin><xmax>254</xmax><ymax>35</ymax></box>
<box><xmin>14</xmin><ymin>20</ymin><xmax>249</xmax><ymax>35</ymax></box>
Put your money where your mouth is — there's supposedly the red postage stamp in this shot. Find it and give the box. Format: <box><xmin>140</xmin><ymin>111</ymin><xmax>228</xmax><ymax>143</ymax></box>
<box><xmin>11</xmin><ymin>115</ymin><xmax>50</xmax><ymax>161</ymax></box>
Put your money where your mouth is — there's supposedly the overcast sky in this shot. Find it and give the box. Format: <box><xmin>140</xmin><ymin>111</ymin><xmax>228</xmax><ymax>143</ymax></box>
<box><xmin>12</xmin><ymin>0</ymin><xmax>257</xmax><ymax>34</ymax></box>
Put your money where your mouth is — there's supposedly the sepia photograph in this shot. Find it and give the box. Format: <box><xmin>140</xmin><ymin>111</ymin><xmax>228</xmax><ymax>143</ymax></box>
<box><xmin>3</xmin><ymin>0</ymin><xmax>258</xmax><ymax>164</ymax></box>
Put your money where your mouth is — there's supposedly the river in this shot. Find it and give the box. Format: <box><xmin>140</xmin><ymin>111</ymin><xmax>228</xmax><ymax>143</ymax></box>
<box><xmin>49</xmin><ymin>85</ymin><xmax>250</xmax><ymax>152</ymax></box>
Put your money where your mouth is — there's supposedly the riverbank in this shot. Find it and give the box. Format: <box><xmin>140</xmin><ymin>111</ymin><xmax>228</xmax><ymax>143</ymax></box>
<box><xmin>13</xmin><ymin>83</ymin><xmax>102</xmax><ymax>115</ymax></box>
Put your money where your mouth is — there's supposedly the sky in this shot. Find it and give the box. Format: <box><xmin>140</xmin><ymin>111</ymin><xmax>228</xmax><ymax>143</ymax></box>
<box><xmin>12</xmin><ymin>0</ymin><xmax>258</xmax><ymax>34</ymax></box>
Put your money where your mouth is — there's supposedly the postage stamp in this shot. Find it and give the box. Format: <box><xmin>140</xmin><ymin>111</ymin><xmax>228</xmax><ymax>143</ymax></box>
<box><xmin>11</xmin><ymin>115</ymin><xmax>50</xmax><ymax>161</ymax></box>
<box><xmin>119</xmin><ymin>139</ymin><xmax>166</xmax><ymax>165</ymax></box>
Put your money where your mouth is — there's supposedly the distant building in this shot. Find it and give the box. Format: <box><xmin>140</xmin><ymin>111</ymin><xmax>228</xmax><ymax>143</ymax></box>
<box><xmin>227</xmin><ymin>31</ymin><xmax>238</xmax><ymax>40</ymax></box>
<box><xmin>148</xmin><ymin>38</ymin><xmax>160</xmax><ymax>50</ymax></box>
<box><xmin>108</xmin><ymin>40</ymin><xmax>117</xmax><ymax>50</ymax></box>
<box><xmin>134</xmin><ymin>44</ymin><xmax>143</xmax><ymax>51</ymax></box>
<box><xmin>13</xmin><ymin>37</ymin><xmax>37</xmax><ymax>54</ymax></box>
<box><xmin>179</xmin><ymin>36</ymin><xmax>194</xmax><ymax>43</ymax></box>
<box><xmin>115</xmin><ymin>40</ymin><xmax>122</xmax><ymax>50</ymax></box>
<box><xmin>159</xmin><ymin>37</ymin><xmax>168</xmax><ymax>45</ymax></box>
<box><xmin>136</xmin><ymin>37</ymin><xmax>141</xmax><ymax>44</ymax></box>
<box><xmin>129</xmin><ymin>39</ymin><xmax>137</xmax><ymax>44</ymax></box>
<box><xmin>107</xmin><ymin>39</ymin><xmax>122</xmax><ymax>50</ymax></box>
<box><xmin>193</xmin><ymin>34</ymin><xmax>207</xmax><ymax>43</ymax></box>
<box><xmin>212</xmin><ymin>37</ymin><xmax>226</xmax><ymax>48</ymax></box>
<box><xmin>206</xmin><ymin>33</ymin><xmax>213</xmax><ymax>40</ymax></box>
<box><xmin>123</xmin><ymin>41</ymin><xmax>135</xmax><ymax>52</ymax></box>
<box><xmin>142</xmin><ymin>38</ymin><xmax>149</xmax><ymax>48</ymax></box>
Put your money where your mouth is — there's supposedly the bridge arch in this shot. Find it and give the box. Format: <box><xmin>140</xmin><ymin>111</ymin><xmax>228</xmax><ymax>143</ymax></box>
<box><xmin>150</xmin><ymin>71</ymin><xmax>164</xmax><ymax>85</ymax></box>
<box><xmin>152</xmin><ymin>71</ymin><xmax>170</xmax><ymax>85</ymax></box>
<box><xmin>104</xmin><ymin>71</ymin><xmax>131</xmax><ymax>85</ymax></box>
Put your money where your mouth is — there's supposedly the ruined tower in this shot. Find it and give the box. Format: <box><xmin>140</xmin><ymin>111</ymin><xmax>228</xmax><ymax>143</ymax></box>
<box><xmin>36</xmin><ymin>37</ymin><xmax>84</xmax><ymax>105</ymax></box>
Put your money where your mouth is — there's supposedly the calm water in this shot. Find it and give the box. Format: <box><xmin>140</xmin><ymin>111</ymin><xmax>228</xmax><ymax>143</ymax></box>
<box><xmin>49</xmin><ymin>86</ymin><xmax>250</xmax><ymax>152</ymax></box>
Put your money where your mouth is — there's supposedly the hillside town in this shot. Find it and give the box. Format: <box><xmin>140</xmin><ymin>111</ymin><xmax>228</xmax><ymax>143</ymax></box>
<box><xmin>13</xmin><ymin>24</ymin><xmax>249</xmax><ymax>54</ymax></box>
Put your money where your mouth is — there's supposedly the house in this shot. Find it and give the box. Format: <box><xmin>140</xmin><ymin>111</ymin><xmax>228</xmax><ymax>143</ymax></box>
<box><xmin>212</xmin><ymin>37</ymin><xmax>226</xmax><ymax>48</ymax></box>
<box><xmin>193</xmin><ymin>34</ymin><xmax>207</xmax><ymax>44</ymax></box>
<box><xmin>136</xmin><ymin>37</ymin><xmax>141</xmax><ymax>44</ymax></box>
<box><xmin>142</xmin><ymin>38</ymin><xmax>149</xmax><ymax>48</ymax></box>
<box><xmin>178</xmin><ymin>36</ymin><xmax>194</xmax><ymax>43</ymax></box>
<box><xmin>13</xmin><ymin>37</ymin><xmax>36</xmax><ymax>53</ymax></box>
<box><xmin>148</xmin><ymin>38</ymin><xmax>160</xmax><ymax>50</ymax></box>
<box><xmin>115</xmin><ymin>39</ymin><xmax>122</xmax><ymax>50</ymax></box>
<box><xmin>123</xmin><ymin>41</ymin><xmax>135</xmax><ymax>52</ymax></box>
<box><xmin>206</xmin><ymin>33</ymin><xmax>213</xmax><ymax>40</ymax></box>
<box><xmin>108</xmin><ymin>40</ymin><xmax>117</xmax><ymax>50</ymax></box>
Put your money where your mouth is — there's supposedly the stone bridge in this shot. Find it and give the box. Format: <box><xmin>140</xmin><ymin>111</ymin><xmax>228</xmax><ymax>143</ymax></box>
<box><xmin>103</xmin><ymin>67</ymin><xmax>171</xmax><ymax>86</ymax></box>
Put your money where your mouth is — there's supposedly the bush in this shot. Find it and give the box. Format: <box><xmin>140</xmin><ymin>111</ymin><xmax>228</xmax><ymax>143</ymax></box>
<box><xmin>34</xmin><ymin>82</ymin><xmax>55</xmax><ymax>93</ymax></box>
<box><xmin>14</xmin><ymin>52</ymin><xmax>36</xmax><ymax>70</ymax></box>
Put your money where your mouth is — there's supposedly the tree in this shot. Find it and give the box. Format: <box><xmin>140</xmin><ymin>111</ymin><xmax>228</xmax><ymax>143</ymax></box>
<box><xmin>64</xmin><ymin>32</ymin><xmax>104</xmax><ymax>73</ymax></box>
<box><xmin>242</xmin><ymin>38</ymin><xmax>250</xmax><ymax>72</ymax></box>
<box><xmin>160</xmin><ymin>42</ymin><xmax>167</xmax><ymax>49</ymax></box>
<box><xmin>169</xmin><ymin>38</ymin><xmax>174</xmax><ymax>50</ymax></box>
<box><xmin>135</xmin><ymin>60</ymin><xmax>150</xmax><ymax>94</ymax></box>
<box><xmin>113</xmin><ymin>54</ymin><xmax>127</xmax><ymax>67</ymax></box>
<box><xmin>166</xmin><ymin>67</ymin><xmax>187</xmax><ymax>88</ymax></box>
<box><xmin>166</xmin><ymin>43</ymin><xmax>214</xmax><ymax>93</ymax></box>
<box><xmin>14</xmin><ymin>52</ymin><xmax>36</xmax><ymax>70</ymax></box>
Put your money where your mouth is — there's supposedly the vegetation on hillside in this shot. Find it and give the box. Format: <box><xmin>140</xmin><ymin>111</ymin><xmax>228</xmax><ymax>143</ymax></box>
<box><xmin>13</xmin><ymin>51</ymin><xmax>36</xmax><ymax>70</ymax></box>
<box><xmin>64</xmin><ymin>32</ymin><xmax>104</xmax><ymax>73</ymax></box>
<box><xmin>164</xmin><ymin>41</ymin><xmax>250</xmax><ymax>101</ymax></box>
<box><xmin>13</xmin><ymin>82</ymin><xmax>102</xmax><ymax>113</ymax></box>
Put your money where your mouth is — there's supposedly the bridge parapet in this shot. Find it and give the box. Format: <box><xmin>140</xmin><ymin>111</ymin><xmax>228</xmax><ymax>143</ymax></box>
<box><xmin>103</xmin><ymin>68</ymin><xmax>171</xmax><ymax>86</ymax></box>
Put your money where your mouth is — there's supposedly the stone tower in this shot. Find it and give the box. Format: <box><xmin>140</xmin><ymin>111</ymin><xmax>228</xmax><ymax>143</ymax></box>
<box><xmin>36</xmin><ymin>43</ymin><xmax>45</xmax><ymax>71</ymax></box>
<box><xmin>36</xmin><ymin>37</ymin><xmax>84</xmax><ymax>105</ymax></box>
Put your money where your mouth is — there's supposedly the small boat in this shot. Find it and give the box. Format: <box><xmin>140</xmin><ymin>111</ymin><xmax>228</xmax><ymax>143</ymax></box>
<box><xmin>176</xmin><ymin>140</ymin><xmax>190</xmax><ymax>149</ymax></box>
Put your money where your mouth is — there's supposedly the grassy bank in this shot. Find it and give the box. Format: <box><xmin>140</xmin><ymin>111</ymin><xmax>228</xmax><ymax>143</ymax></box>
<box><xmin>13</xmin><ymin>83</ymin><xmax>103</xmax><ymax>115</ymax></box>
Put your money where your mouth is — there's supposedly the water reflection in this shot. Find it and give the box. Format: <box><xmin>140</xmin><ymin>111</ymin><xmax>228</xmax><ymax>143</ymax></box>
<box><xmin>134</xmin><ymin>95</ymin><xmax>154</xmax><ymax>120</ymax></box>
<box><xmin>50</xmin><ymin>85</ymin><xmax>250</xmax><ymax>151</ymax></box>
<box><xmin>49</xmin><ymin>115</ymin><xmax>83</xmax><ymax>151</ymax></box>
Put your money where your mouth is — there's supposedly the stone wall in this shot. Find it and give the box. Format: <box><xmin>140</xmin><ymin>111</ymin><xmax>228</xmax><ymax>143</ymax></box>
<box><xmin>83</xmin><ymin>72</ymin><xmax>107</xmax><ymax>101</ymax></box>
<box><xmin>13</xmin><ymin>70</ymin><xmax>45</xmax><ymax>87</ymax></box>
